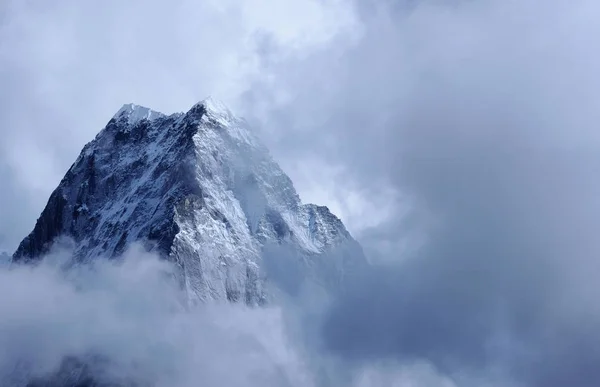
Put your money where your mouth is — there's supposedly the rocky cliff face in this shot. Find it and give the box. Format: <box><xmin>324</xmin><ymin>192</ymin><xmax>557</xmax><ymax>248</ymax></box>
<box><xmin>12</xmin><ymin>97</ymin><xmax>366</xmax><ymax>304</ymax></box>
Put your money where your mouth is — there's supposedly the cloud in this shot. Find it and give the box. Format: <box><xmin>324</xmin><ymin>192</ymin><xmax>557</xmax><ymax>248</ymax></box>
<box><xmin>237</xmin><ymin>0</ymin><xmax>600</xmax><ymax>385</ymax></box>
<box><xmin>0</xmin><ymin>243</ymin><xmax>464</xmax><ymax>387</ymax></box>
<box><xmin>0</xmin><ymin>244</ymin><xmax>318</xmax><ymax>386</ymax></box>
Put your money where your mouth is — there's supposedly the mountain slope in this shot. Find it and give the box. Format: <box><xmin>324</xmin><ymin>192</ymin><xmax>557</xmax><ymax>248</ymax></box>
<box><xmin>12</xmin><ymin>97</ymin><xmax>366</xmax><ymax>304</ymax></box>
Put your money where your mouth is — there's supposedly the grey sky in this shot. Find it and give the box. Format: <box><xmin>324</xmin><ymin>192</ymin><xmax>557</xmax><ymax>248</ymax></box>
<box><xmin>3</xmin><ymin>0</ymin><xmax>600</xmax><ymax>385</ymax></box>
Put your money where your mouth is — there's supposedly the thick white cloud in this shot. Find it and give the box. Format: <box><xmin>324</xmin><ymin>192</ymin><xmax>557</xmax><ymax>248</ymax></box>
<box><xmin>0</xmin><ymin>244</ymin><xmax>315</xmax><ymax>386</ymax></box>
<box><xmin>0</xmin><ymin>244</ymin><xmax>459</xmax><ymax>386</ymax></box>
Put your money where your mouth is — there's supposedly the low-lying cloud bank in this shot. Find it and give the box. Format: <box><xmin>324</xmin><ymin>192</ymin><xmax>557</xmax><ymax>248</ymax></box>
<box><xmin>0</xmin><ymin>244</ymin><xmax>458</xmax><ymax>387</ymax></box>
<box><xmin>0</xmin><ymin>245</ymin><xmax>307</xmax><ymax>386</ymax></box>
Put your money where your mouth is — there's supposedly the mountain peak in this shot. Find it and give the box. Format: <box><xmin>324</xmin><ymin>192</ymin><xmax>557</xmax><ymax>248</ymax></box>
<box><xmin>196</xmin><ymin>95</ymin><xmax>229</xmax><ymax>113</ymax></box>
<box><xmin>112</xmin><ymin>103</ymin><xmax>165</xmax><ymax>125</ymax></box>
<box><xmin>13</xmin><ymin>98</ymin><xmax>367</xmax><ymax>304</ymax></box>
<box><xmin>186</xmin><ymin>96</ymin><xmax>237</xmax><ymax>127</ymax></box>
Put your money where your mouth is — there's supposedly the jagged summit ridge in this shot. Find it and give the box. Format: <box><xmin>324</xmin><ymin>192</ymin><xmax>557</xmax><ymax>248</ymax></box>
<box><xmin>113</xmin><ymin>97</ymin><xmax>229</xmax><ymax>125</ymax></box>
<box><xmin>12</xmin><ymin>97</ymin><xmax>366</xmax><ymax>304</ymax></box>
<box><xmin>113</xmin><ymin>103</ymin><xmax>165</xmax><ymax>125</ymax></box>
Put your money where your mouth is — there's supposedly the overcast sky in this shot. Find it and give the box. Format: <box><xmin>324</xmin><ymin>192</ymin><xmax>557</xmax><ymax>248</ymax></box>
<box><xmin>3</xmin><ymin>0</ymin><xmax>600</xmax><ymax>385</ymax></box>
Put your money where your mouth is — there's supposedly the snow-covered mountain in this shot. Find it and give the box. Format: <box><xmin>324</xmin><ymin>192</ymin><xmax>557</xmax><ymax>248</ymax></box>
<box><xmin>12</xmin><ymin>97</ymin><xmax>366</xmax><ymax>304</ymax></box>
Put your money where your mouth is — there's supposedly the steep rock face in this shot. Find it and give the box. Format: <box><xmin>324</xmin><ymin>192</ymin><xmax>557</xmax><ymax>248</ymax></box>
<box><xmin>12</xmin><ymin>98</ymin><xmax>366</xmax><ymax>304</ymax></box>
